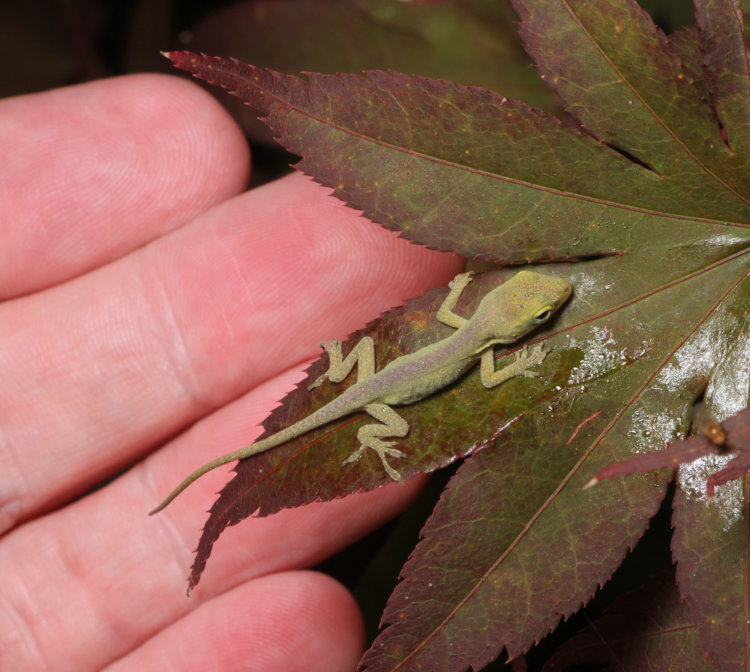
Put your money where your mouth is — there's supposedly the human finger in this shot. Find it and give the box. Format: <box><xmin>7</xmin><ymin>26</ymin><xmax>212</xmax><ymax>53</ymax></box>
<box><xmin>0</xmin><ymin>171</ymin><xmax>460</xmax><ymax>531</ymax></box>
<box><xmin>103</xmin><ymin>571</ymin><xmax>365</xmax><ymax>672</ymax></box>
<box><xmin>0</xmin><ymin>74</ymin><xmax>249</xmax><ymax>298</ymax></box>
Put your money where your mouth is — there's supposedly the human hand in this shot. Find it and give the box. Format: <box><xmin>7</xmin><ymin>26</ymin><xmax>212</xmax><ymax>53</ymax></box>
<box><xmin>0</xmin><ymin>74</ymin><xmax>462</xmax><ymax>671</ymax></box>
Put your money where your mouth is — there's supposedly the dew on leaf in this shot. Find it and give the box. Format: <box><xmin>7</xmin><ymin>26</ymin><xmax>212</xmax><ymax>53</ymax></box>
<box><xmin>679</xmin><ymin>455</ymin><xmax>743</xmax><ymax>531</ymax></box>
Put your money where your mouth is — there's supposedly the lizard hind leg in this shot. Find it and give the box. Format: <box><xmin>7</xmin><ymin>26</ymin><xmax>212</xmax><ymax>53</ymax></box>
<box><xmin>344</xmin><ymin>402</ymin><xmax>409</xmax><ymax>482</ymax></box>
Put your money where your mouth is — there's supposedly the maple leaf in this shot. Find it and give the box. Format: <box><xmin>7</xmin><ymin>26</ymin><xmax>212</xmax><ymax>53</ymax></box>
<box><xmin>541</xmin><ymin>571</ymin><xmax>713</xmax><ymax>671</ymax></box>
<box><xmin>587</xmin><ymin>407</ymin><xmax>750</xmax><ymax>500</ymax></box>
<box><xmin>162</xmin><ymin>0</ymin><xmax>750</xmax><ymax>669</ymax></box>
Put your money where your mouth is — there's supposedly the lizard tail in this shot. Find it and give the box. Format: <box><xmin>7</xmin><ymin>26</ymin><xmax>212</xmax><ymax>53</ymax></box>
<box><xmin>148</xmin><ymin>436</ymin><xmax>279</xmax><ymax>515</ymax></box>
<box><xmin>148</xmin><ymin>394</ymin><xmax>358</xmax><ymax>515</ymax></box>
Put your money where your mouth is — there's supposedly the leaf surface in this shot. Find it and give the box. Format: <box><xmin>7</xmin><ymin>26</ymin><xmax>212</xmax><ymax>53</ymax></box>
<box><xmin>670</xmin><ymin>284</ymin><xmax>750</xmax><ymax>672</ymax></box>
<box><xmin>695</xmin><ymin>0</ymin><xmax>750</xmax><ymax>158</ymax></box>
<box><xmin>166</xmin><ymin>49</ymin><xmax>750</xmax><ymax>266</ymax></box>
<box><xmin>360</xmin><ymin>250</ymin><xmax>749</xmax><ymax>670</ymax></box>
<box><xmin>673</xmin><ymin>476</ymin><xmax>750</xmax><ymax>672</ymax></box>
<box><xmin>541</xmin><ymin>572</ymin><xmax>715</xmax><ymax>671</ymax></box>
<box><xmin>163</xmin><ymin>1</ymin><xmax>750</xmax><ymax>668</ymax></box>
<box><xmin>513</xmin><ymin>0</ymin><xmax>733</xmax><ymax>179</ymax></box>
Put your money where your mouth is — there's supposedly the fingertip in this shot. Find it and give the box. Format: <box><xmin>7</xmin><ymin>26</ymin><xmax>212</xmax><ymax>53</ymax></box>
<box><xmin>106</xmin><ymin>571</ymin><xmax>365</xmax><ymax>672</ymax></box>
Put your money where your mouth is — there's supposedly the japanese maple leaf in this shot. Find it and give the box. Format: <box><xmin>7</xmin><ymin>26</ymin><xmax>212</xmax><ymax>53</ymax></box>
<box><xmin>162</xmin><ymin>0</ymin><xmax>750</xmax><ymax>669</ymax></box>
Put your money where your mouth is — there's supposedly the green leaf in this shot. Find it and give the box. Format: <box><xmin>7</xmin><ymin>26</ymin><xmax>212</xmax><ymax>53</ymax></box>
<box><xmin>162</xmin><ymin>0</ymin><xmax>750</xmax><ymax>668</ymax></box>
<box><xmin>513</xmin><ymin>0</ymin><xmax>734</xmax><ymax>180</ymax></box>
<box><xmin>695</xmin><ymin>0</ymin><xmax>750</xmax><ymax>158</ymax></box>
<box><xmin>187</xmin><ymin>267</ymin><xmax>570</xmax><ymax>591</ymax></box>
<box><xmin>671</xmin><ymin>291</ymin><xmax>750</xmax><ymax>672</ymax></box>
<box><xmin>166</xmin><ymin>48</ymin><xmax>750</xmax><ymax>267</ymax></box>
<box><xmin>359</xmin><ymin>249</ymin><xmax>748</xmax><ymax>670</ymax></box>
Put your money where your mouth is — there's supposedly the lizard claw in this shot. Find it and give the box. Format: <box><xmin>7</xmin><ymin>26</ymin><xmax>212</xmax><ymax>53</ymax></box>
<box><xmin>449</xmin><ymin>271</ymin><xmax>474</xmax><ymax>291</ymax></box>
<box><xmin>515</xmin><ymin>344</ymin><xmax>552</xmax><ymax>377</ymax></box>
<box><xmin>343</xmin><ymin>440</ymin><xmax>406</xmax><ymax>483</ymax></box>
<box><xmin>308</xmin><ymin>373</ymin><xmax>327</xmax><ymax>390</ymax></box>
<box><xmin>323</xmin><ymin>339</ymin><xmax>342</xmax><ymax>352</ymax></box>
<box><xmin>342</xmin><ymin>446</ymin><xmax>365</xmax><ymax>466</ymax></box>
<box><xmin>308</xmin><ymin>377</ymin><xmax>325</xmax><ymax>390</ymax></box>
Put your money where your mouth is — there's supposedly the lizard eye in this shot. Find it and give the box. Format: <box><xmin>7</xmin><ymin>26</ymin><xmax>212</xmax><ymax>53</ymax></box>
<box><xmin>534</xmin><ymin>307</ymin><xmax>553</xmax><ymax>323</ymax></box>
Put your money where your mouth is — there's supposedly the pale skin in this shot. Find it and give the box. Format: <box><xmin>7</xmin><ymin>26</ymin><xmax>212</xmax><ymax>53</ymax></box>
<box><xmin>151</xmin><ymin>270</ymin><xmax>572</xmax><ymax>513</ymax></box>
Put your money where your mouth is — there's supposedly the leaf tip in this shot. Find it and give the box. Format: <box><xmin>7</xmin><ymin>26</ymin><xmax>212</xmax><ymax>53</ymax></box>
<box><xmin>582</xmin><ymin>476</ymin><xmax>599</xmax><ymax>490</ymax></box>
<box><xmin>161</xmin><ymin>50</ymin><xmax>202</xmax><ymax>73</ymax></box>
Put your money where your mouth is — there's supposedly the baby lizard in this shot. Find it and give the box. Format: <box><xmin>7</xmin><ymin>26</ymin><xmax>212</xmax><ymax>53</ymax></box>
<box><xmin>150</xmin><ymin>270</ymin><xmax>571</xmax><ymax>513</ymax></box>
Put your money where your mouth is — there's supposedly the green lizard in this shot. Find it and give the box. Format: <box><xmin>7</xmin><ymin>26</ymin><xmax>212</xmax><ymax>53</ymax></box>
<box><xmin>150</xmin><ymin>270</ymin><xmax>571</xmax><ymax>514</ymax></box>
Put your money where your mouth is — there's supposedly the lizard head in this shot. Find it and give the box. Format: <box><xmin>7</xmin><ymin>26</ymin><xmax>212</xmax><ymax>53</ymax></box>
<box><xmin>469</xmin><ymin>270</ymin><xmax>572</xmax><ymax>349</ymax></box>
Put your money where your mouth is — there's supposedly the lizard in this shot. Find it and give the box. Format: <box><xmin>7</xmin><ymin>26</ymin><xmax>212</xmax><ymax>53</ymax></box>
<box><xmin>150</xmin><ymin>270</ymin><xmax>572</xmax><ymax>514</ymax></box>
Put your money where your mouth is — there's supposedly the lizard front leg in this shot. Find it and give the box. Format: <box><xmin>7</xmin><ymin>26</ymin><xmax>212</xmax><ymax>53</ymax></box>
<box><xmin>343</xmin><ymin>402</ymin><xmax>409</xmax><ymax>482</ymax></box>
<box><xmin>308</xmin><ymin>336</ymin><xmax>376</xmax><ymax>389</ymax></box>
<box><xmin>479</xmin><ymin>344</ymin><xmax>551</xmax><ymax>388</ymax></box>
<box><xmin>436</xmin><ymin>271</ymin><xmax>473</xmax><ymax>329</ymax></box>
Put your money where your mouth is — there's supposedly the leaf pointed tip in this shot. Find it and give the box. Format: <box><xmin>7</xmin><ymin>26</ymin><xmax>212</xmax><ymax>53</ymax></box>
<box><xmin>161</xmin><ymin>50</ymin><xmax>189</xmax><ymax>65</ymax></box>
<box><xmin>582</xmin><ymin>476</ymin><xmax>599</xmax><ymax>490</ymax></box>
<box><xmin>162</xmin><ymin>50</ymin><xmax>207</xmax><ymax>74</ymax></box>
